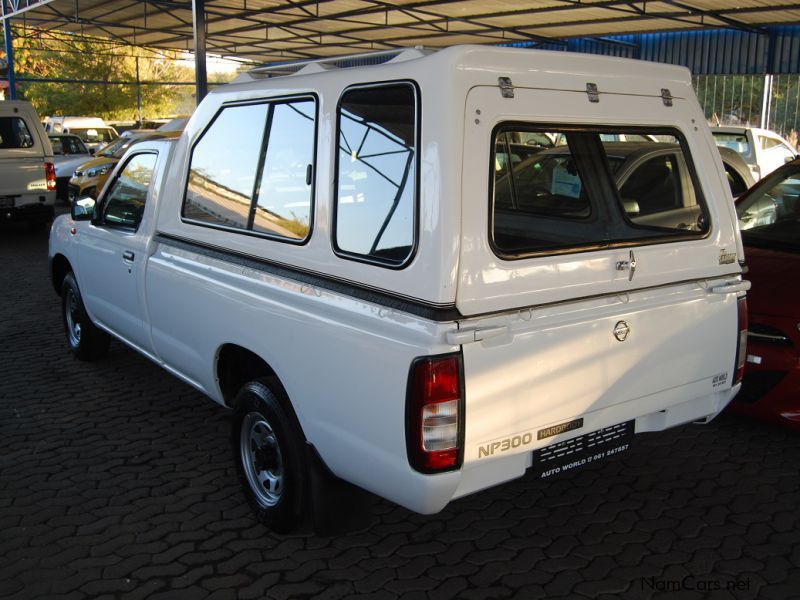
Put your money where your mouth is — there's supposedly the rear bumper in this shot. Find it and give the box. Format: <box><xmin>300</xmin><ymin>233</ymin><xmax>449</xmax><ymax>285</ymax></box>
<box><xmin>450</xmin><ymin>384</ymin><xmax>739</xmax><ymax>504</ymax></box>
<box><xmin>1</xmin><ymin>199</ymin><xmax>55</xmax><ymax>223</ymax></box>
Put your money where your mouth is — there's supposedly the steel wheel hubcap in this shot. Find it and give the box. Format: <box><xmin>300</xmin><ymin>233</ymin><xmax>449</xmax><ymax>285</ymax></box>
<box><xmin>65</xmin><ymin>290</ymin><xmax>82</xmax><ymax>347</ymax></box>
<box><xmin>240</xmin><ymin>412</ymin><xmax>283</xmax><ymax>507</ymax></box>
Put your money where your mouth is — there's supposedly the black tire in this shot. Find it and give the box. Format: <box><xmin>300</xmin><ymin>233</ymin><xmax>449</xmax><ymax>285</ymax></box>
<box><xmin>231</xmin><ymin>379</ymin><xmax>307</xmax><ymax>533</ymax></box>
<box><xmin>61</xmin><ymin>272</ymin><xmax>110</xmax><ymax>361</ymax></box>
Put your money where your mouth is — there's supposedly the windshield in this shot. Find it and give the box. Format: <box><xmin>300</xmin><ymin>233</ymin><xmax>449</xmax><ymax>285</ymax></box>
<box><xmin>97</xmin><ymin>137</ymin><xmax>134</xmax><ymax>158</ymax></box>
<box><xmin>737</xmin><ymin>166</ymin><xmax>800</xmax><ymax>251</ymax></box>
<box><xmin>69</xmin><ymin>127</ymin><xmax>117</xmax><ymax>144</ymax></box>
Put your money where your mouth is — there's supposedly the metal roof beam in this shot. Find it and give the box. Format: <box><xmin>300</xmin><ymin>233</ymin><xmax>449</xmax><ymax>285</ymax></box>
<box><xmin>657</xmin><ymin>0</ymin><xmax>766</xmax><ymax>34</ymax></box>
<box><xmin>0</xmin><ymin>0</ymin><xmax>55</xmax><ymax>21</ymax></box>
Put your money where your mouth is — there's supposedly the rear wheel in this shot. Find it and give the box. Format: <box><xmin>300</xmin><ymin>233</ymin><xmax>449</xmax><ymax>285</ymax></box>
<box><xmin>232</xmin><ymin>379</ymin><xmax>307</xmax><ymax>532</ymax></box>
<box><xmin>61</xmin><ymin>272</ymin><xmax>110</xmax><ymax>361</ymax></box>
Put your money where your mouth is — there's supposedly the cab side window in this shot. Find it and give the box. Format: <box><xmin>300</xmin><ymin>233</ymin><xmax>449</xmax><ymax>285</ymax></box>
<box><xmin>182</xmin><ymin>97</ymin><xmax>316</xmax><ymax>242</ymax></box>
<box><xmin>101</xmin><ymin>153</ymin><xmax>157</xmax><ymax>230</ymax></box>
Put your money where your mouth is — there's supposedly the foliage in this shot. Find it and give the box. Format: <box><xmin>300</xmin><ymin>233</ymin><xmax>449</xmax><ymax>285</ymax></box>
<box><xmin>694</xmin><ymin>73</ymin><xmax>800</xmax><ymax>146</ymax></box>
<box><xmin>2</xmin><ymin>29</ymin><xmax>200</xmax><ymax>119</ymax></box>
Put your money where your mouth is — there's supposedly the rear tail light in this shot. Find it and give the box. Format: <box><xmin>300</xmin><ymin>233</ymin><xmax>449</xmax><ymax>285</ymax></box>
<box><xmin>45</xmin><ymin>162</ymin><xmax>57</xmax><ymax>191</ymax></box>
<box><xmin>734</xmin><ymin>296</ymin><xmax>748</xmax><ymax>385</ymax></box>
<box><xmin>406</xmin><ymin>353</ymin><xmax>464</xmax><ymax>473</ymax></box>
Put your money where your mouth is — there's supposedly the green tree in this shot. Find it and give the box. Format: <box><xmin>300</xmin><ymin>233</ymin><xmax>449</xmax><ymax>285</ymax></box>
<box><xmin>2</xmin><ymin>29</ymin><xmax>195</xmax><ymax>119</ymax></box>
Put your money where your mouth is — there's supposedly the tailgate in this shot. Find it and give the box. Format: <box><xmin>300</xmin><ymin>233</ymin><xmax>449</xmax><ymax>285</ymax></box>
<box><xmin>460</xmin><ymin>277</ymin><xmax>741</xmax><ymax>463</ymax></box>
<box><xmin>0</xmin><ymin>158</ymin><xmax>49</xmax><ymax>199</ymax></box>
<box><xmin>0</xmin><ymin>110</ymin><xmax>50</xmax><ymax>201</ymax></box>
<box><xmin>455</xmin><ymin>80</ymin><xmax>745</xmax><ymax>464</ymax></box>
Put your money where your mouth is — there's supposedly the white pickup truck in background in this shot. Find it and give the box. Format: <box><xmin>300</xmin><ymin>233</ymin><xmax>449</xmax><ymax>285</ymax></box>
<box><xmin>1</xmin><ymin>100</ymin><xmax>56</xmax><ymax>229</ymax></box>
<box><xmin>48</xmin><ymin>45</ymin><xmax>748</xmax><ymax>533</ymax></box>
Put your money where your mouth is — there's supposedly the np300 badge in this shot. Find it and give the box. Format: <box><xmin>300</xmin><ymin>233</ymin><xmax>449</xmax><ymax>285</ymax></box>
<box><xmin>614</xmin><ymin>320</ymin><xmax>631</xmax><ymax>342</ymax></box>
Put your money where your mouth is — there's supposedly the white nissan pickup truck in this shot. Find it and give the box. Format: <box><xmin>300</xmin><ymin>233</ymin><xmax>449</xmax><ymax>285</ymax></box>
<box><xmin>49</xmin><ymin>45</ymin><xmax>749</xmax><ymax>532</ymax></box>
<box><xmin>1</xmin><ymin>100</ymin><xmax>56</xmax><ymax>228</ymax></box>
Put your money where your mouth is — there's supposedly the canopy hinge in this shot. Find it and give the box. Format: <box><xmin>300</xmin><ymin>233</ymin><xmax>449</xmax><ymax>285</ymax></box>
<box><xmin>586</xmin><ymin>82</ymin><xmax>599</xmax><ymax>103</ymax></box>
<box><xmin>498</xmin><ymin>77</ymin><xmax>514</xmax><ymax>98</ymax></box>
<box><xmin>447</xmin><ymin>325</ymin><xmax>507</xmax><ymax>345</ymax></box>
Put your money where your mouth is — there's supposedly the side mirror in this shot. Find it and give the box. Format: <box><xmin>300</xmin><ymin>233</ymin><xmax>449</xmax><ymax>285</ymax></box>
<box><xmin>71</xmin><ymin>197</ymin><xmax>96</xmax><ymax>221</ymax></box>
<box><xmin>89</xmin><ymin>148</ymin><xmax>96</xmax><ymax>155</ymax></box>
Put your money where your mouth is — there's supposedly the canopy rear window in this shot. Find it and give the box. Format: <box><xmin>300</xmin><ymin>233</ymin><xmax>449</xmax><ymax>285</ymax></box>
<box><xmin>491</xmin><ymin>126</ymin><xmax>710</xmax><ymax>258</ymax></box>
<box><xmin>0</xmin><ymin>117</ymin><xmax>34</xmax><ymax>149</ymax></box>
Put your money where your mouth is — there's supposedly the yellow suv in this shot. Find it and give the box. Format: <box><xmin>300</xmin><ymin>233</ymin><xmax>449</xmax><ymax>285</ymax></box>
<box><xmin>68</xmin><ymin>130</ymin><xmax>180</xmax><ymax>201</ymax></box>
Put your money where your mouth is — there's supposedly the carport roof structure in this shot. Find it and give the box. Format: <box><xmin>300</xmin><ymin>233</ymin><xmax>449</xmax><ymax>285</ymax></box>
<box><xmin>3</xmin><ymin>0</ymin><xmax>800</xmax><ymax>62</ymax></box>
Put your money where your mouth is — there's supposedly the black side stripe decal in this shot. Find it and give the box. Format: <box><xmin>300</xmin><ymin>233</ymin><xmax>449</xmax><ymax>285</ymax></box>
<box><xmin>153</xmin><ymin>233</ymin><xmax>463</xmax><ymax>322</ymax></box>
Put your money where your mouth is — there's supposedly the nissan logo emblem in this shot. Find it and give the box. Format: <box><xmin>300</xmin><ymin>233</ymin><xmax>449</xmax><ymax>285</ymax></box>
<box><xmin>614</xmin><ymin>321</ymin><xmax>630</xmax><ymax>342</ymax></box>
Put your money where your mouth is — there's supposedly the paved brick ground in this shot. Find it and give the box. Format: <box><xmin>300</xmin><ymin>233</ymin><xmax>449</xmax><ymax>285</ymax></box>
<box><xmin>2</xmin><ymin>218</ymin><xmax>800</xmax><ymax>600</ymax></box>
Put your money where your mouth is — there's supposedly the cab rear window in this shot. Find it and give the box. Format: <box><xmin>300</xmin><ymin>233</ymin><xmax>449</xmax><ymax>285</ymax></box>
<box><xmin>491</xmin><ymin>126</ymin><xmax>710</xmax><ymax>258</ymax></box>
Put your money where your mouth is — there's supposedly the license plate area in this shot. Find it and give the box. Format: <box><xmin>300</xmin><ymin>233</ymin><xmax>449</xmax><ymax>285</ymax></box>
<box><xmin>533</xmin><ymin>420</ymin><xmax>634</xmax><ymax>479</ymax></box>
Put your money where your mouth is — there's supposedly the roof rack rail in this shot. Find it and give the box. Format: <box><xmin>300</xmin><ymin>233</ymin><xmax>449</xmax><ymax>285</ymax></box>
<box><xmin>245</xmin><ymin>46</ymin><xmax>433</xmax><ymax>78</ymax></box>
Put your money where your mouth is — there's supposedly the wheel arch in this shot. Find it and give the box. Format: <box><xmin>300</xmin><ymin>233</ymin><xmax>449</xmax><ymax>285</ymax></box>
<box><xmin>216</xmin><ymin>343</ymin><xmax>309</xmax><ymax>443</ymax></box>
<box><xmin>51</xmin><ymin>253</ymin><xmax>73</xmax><ymax>296</ymax></box>
<box><xmin>216</xmin><ymin>343</ymin><xmax>300</xmax><ymax>413</ymax></box>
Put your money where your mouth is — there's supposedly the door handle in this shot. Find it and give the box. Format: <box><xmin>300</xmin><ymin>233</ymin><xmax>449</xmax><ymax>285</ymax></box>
<box><xmin>616</xmin><ymin>250</ymin><xmax>637</xmax><ymax>281</ymax></box>
<box><xmin>122</xmin><ymin>250</ymin><xmax>135</xmax><ymax>262</ymax></box>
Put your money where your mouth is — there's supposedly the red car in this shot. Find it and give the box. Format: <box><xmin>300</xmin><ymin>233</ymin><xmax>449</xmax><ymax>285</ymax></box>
<box><xmin>730</xmin><ymin>158</ymin><xmax>800</xmax><ymax>430</ymax></box>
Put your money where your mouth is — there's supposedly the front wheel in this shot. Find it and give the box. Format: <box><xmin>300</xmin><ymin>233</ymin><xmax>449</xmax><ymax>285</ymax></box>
<box><xmin>232</xmin><ymin>379</ymin><xmax>307</xmax><ymax>532</ymax></box>
<box><xmin>61</xmin><ymin>272</ymin><xmax>110</xmax><ymax>361</ymax></box>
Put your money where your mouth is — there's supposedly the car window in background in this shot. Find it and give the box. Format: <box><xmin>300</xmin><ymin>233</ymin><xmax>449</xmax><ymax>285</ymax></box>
<box><xmin>494</xmin><ymin>132</ymin><xmax>553</xmax><ymax>173</ymax></box>
<box><xmin>97</xmin><ymin>137</ymin><xmax>139</xmax><ymax>158</ymax></box>
<box><xmin>50</xmin><ymin>135</ymin><xmax>89</xmax><ymax>155</ymax></box>
<box><xmin>761</xmin><ymin>136</ymin><xmax>796</xmax><ymax>161</ymax></box>
<box><xmin>492</xmin><ymin>130</ymin><xmax>708</xmax><ymax>257</ymax></box>
<box><xmin>0</xmin><ymin>117</ymin><xmax>35</xmax><ymax>149</ymax></box>
<box><xmin>70</xmin><ymin>127</ymin><xmax>117</xmax><ymax>144</ymax></box>
<box><xmin>724</xmin><ymin>164</ymin><xmax>749</xmax><ymax>197</ymax></box>
<box><xmin>67</xmin><ymin>137</ymin><xmax>88</xmax><ymax>154</ymax></box>
<box><xmin>516</xmin><ymin>132</ymin><xmax>554</xmax><ymax>148</ymax></box>
<box><xmin>102</xmin><ymin>153</ymin><xmax>157</xmax><ymax>229</ymax></box>
<box><xmin>737</xmin><ymin>168</ymin><xmax>800</xmax><ymax>249</ymax></box>
<box><xmin>713</xmin><ymin>132</ymin><xmax>753</xmax><ymax>162</ymax></box>
<box><xmin>619</xmin><ymin>153</ymin><xmax>684</xmax><ymax>216</ymax></box>
<box><xmin>157</xmin><ymin>118</ymin><xmax>188</xmax><ymax>132</ymax></box>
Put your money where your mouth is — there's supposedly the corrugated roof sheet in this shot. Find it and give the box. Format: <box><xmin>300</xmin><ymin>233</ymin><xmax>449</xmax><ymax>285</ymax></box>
<box><xmin>2</xmin><ymin>0</ymin><xmax>799</xmax><ymax>65</ymax></box>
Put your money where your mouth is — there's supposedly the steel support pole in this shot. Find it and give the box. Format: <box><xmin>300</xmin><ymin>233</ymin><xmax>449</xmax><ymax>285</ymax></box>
<box><xmin>2</xmin><ymin>12</ymin><xmax>16</xmax><ymax>100</ymax></box>
<box><xmin>760</xmin><ymin>74</ymin><xmax>773</xmax><ymax>130</ymax></box>
<box><xmin>192</xmin><ymin>0</ymin><xmax>207</xmax><ymax>105</ymax></box>
<box><xmin>136</xmin><ymin>56</ymin><xmax>142</xmax><ymax>124</ymax></box>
